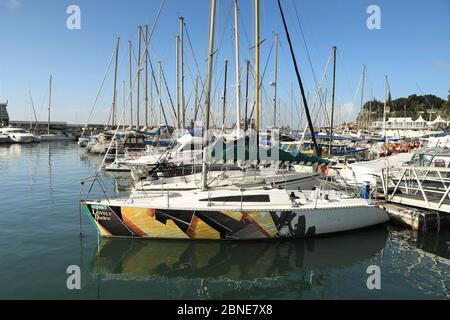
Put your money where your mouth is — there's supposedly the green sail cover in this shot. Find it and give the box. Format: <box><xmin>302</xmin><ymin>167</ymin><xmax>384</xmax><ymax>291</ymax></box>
<box><xmin>208</xmin><ymin>137</ymin><xmax>329</xmax><ymax>165</ymax></box>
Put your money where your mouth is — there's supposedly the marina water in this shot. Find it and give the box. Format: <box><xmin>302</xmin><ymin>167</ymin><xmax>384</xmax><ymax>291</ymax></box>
<box><xmin>0</xmin><ymin>143</ymin><xmax>448</xmax><ymax>299</ymax></box>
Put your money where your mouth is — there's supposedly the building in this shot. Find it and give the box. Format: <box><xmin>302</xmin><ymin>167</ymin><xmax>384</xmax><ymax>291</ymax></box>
<box><xmin>371</xmin><ymin>116</ymin><xmax>449</xmax><ymax>130</ymax></box>
<box><xmin>0</xmin><ymin>101</ymin><xmax>9</xmax><ymax>127</ymax></box>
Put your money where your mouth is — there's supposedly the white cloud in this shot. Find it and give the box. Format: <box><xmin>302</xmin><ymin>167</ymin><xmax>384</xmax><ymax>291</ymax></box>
<box><xmin>1</xmin><ymin>0</ymin><xmax>22</xmax><ymax>9</ymax></box>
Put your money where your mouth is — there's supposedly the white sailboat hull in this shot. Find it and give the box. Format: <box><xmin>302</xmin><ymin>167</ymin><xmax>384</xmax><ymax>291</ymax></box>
<box><xmin>82</xmin><ymin>189</ymin><xmax>388</xmax><ymax>240</ymax></box>
<box><xmin>40</xmin><ymin>134</ymin><xmax>73</xmax><ymax>142</ymax></box>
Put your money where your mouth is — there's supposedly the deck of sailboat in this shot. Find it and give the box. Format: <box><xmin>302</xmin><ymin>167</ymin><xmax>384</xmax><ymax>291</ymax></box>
<box><xmin>86</xmin><ymin>187</ymin><xmax>375</xmax><ymax>212</ymax></box>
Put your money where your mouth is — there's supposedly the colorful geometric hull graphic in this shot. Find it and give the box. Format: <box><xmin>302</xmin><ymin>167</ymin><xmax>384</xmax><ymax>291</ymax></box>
<box><xmin>82</xmin><ymin>203</ymin><xmax>319</xmax><ymax>240</ymax></box>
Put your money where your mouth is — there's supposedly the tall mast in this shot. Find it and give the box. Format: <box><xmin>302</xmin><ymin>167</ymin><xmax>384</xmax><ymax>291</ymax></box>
<box><xmin>369</xmin><ymin>87</ymin><xmax>373</xmax><ymax>129</ymax></box>
<box><xmin>222</xmin><ymin>60</ymin><xmax>228</xmax><ymax>128</ymax></box>
<box><xmin>277</xmin><ymin>0</ymin><xmax>320</xmax><ymax>156</ymax></box>
<box><xmin>129</xmin><ymin>40</ymin><xmax>133</xmax><ymax>128</ymax></box>
<box><xmin>150</xmin><ymin>60</ymin><xmax>154</xmax><ymax>127</ymax></box>
<box><xmin>179</xmin><ymin>17</ymin><xmax>186</xmax><ymax>129</ymax></box>
<box><xmin>112</xmin><ymin>37</ymin><xmax>120</xmax><ymax>129</ymax></box>
<box><xmin>360</xmin><ymin>64</ymin><xmax>366</xmax><ymax>130</ymax></box>
<box><xmin>273</xmin><ymin>33</ymin><xmax>279</xmax><ymax>128</ymax></box>
<box><xmin>194</xmin><ymin>76</ymin><xmax>199</xmax><ymax>122</ymax></box>
<box><xmin>158</xmin><ymin>61</ymin><xmax>162</xmax><ymax>128</ymax></box>
<box><xmin>123</xmin><ymin>80</ymin><xmax>126</xmax><ymax>131</ymax></box>
<box><xmin>144</xmin><ymin>25</ymin><xmax>149</xmax><ymax>129</ymax></box>
<box><xmin>291</xmin><ymin>83</ymin><xmax>294</xmax><ymax>130</ymax></box>
<box><xmin>201</xmin><ymin>0</ymin><xmax>217</xmax><ymax>190</ymax></box>
<box><xmin>233</xmin><ymin>0</ymin><xmax>242</xmax><ymax>136</ymax></box>
<box><xmin>28</xmin><ymin>90</ymin><xmax>32</xmax><ymax>130</ymax></box>
<box><xmin>137</xmin><ymin>26</ymin><xmax>142</xmax><ymax>129</ymax></box>
<box><xmin>329</xmin><ymin>46</ymin><xmax>337</xmax><ymax>155</ymax></box>
<box><xmin>254</xmin><ymin>0</ymin><xmax>261</xmax><ymax>131</ymax></box>
<box><xmin>176</xmin><ymin>35</ymin><xmax>181</xmax><ymax>130</ymax></box>
<box><xmin>384</xmin><ymin>75</ymin><xmax>388</xmax><ymax>144</ymax></box>
<box><xmin>244</xmin><ymin>60</ymin><xmax>250</xmax><ymax>131</ymax></box>
<box><xmin>48</xmin><ymin>75</ymin><xmax>52</xmax><ymax>135</ymax></box>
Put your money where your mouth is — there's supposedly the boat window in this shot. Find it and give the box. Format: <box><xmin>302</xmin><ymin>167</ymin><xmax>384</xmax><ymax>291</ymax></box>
<box><xmin>199</xmin><ymin>195</ymin><xmax>271</xmax><ymax>203</ymax></box>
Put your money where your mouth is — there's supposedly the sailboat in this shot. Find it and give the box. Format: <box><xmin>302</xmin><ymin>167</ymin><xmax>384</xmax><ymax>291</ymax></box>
<box><xmin>81</xmin><ymin>0</ymin><xmax>388</xmax><ymax>241</ymax></box>
<box><xmin>40</xmin><ymin>76</ymin><xmax>74</xmax><ymax>142</ymax></box>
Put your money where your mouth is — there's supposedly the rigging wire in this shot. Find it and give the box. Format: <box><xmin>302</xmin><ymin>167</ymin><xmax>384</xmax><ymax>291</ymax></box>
<box><xmin>291</xmin><ymin>0</ymin><xmax>329</xmax><ymax>128</ymax></box>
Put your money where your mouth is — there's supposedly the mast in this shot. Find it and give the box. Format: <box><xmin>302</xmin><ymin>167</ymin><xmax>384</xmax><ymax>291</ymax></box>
<box><xmin>201</xmin><ymin>0</ymin><xmax>217</xmax><ymax>190</ymax></box>
<box><xmin>273</xmin><ymin>33</ymin><xmax>279</xmax><ymax>128</ymax></box>
<box><xmin>137</xmin><ymin>26</ymin><xmax>142</xmax><ymax>129</ymax></box>
<box><xmin>158</xmin><ymin>61</ymin><xmax>162</xmax><ymax>128</ymax></box>
<box><xmin>360</xmin><ymin>64</ymin><xmax>366</xmax><ymax>131</ymax></box>
<box><xmin>329</xmin><ymin>46</ymin><xmax>337</xmax><ymax>155</ymax></box>
<box><xmin>222</xmin><ymin>60</ymin><xmax>228</xmax><ymax>128</ymax></box>
<box><xmin>291</xmin><ymin>83</ymin><xmax>294</xmax><ymax>130</ymax></box>
<box><xmin>244</xmin><ymin>60</ymin><xmax>250</xmax><ymax>131</ymax></box>
<box><xmin>150</xmin><ymin>56</ymin><xmax>154</xmax><ymax>127</ymax></box>
<box><xmin>28</xmin><ymin>90</ymin><xmax>32</xmax><ymax>130</ymax></box>
<box><xmin>144</xmin><ymin>25</ymin><xmax>149</xmax><ymax>129</ymax></box>
<box><xmin>112</xmin><ymin>37</ymin><xmax>120</xmax><ymax>129</ymax></box>
<box><xmin>276</xmin><ymin>0</ymin><xmax>320</xmax><ymax>156</ymax></box>
<box><xmin>123</xmin><ymin>80</ymin><xmax>126</xmax><ymax>131</ymax></box>
<box><xmin>48</xmin><ymin>75</ymin><xmax>52</xmax><ymax>135</ymax></box>
<box><xmin>176</xmin><ymin>35</ymin><xmax>181</xmax><ymax>130</ymax></box>
<box><xmin>233</xmin><ymin>0</ymin><xmax>242</xmax><ymax>136</ymax></box>
<box><xmin>254</xmin><ymin>0</ymin><xmax>261</xmax><ymax>132</ymax></box>
<box><xmin>129</xmin><ymin>40</ymin><xmax>133</xmax><ymax>128</ymax></box>
<box><xmin>194</xmin><ymin>76</ymin><xmax>199</xmax><ymax>122</ymax></box>
<box><xmin>369</xmin><ymin>87</ymin><xmax>373</xmax><ymax>131</ymax></box>
<box><xmin>179</xmin><ymin>17</ymin><xmax>185</xmax><ymax>129</ymax></box>
<box><xmin>383</xmin><ymin>75</ymin><xmax>388</xmax><ymax>144</ymax></box>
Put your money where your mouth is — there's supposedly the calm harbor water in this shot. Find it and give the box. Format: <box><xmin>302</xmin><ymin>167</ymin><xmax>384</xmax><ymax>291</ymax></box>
<box><xmin>0</xmin><ymin>142</ymin><xmax>448</xmax><ymax>300</ymax></box>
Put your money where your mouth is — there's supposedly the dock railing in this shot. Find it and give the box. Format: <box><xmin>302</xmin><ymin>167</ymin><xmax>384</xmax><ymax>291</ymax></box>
<box><xmin>382</xmin><ymin>165</ymin><xmax>450</xmax><ymax>213</ymax></box>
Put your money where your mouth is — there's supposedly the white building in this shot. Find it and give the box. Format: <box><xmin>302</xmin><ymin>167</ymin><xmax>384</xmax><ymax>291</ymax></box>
<box><xmin>371</xmin><ymin>116</ymin><xmax>448</xmax><ymax>130</ymax></box>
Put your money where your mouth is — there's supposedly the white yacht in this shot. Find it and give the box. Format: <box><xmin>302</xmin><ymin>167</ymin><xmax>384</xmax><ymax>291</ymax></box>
<box><xmin>104</xmin><ymin>134</ymin><xmax>201</xmax><ymax>172</ymax></box>
<box><xmin>0</xmin><ymin>127</ymin><xmax>36</xmax><ymax>143</ymax></box>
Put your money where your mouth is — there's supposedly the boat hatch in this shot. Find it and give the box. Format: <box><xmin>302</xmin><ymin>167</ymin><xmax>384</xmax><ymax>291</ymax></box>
<box><xmin>199</xmin><ymin>195</ymin><xmax>271</xmax><ymax>203</ymax></box>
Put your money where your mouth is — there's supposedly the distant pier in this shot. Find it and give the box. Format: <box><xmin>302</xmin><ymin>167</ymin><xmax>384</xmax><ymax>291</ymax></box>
<box><xmin>8</xmin><ymin>120</ymin><xmax>108</xmax><ymax>137</ymax></box>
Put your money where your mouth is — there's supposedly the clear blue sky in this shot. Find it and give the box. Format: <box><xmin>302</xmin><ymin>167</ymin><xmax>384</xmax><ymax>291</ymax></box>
<box><xmin>0</xmin><ymin>0</ymin><xmax>449</xmax><ymax>127</ymax></box>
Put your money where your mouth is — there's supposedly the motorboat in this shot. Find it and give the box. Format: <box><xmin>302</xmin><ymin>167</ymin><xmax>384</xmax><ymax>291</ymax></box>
<box><xmin>0</xmin><ymin>127</ymin><xmax>37</xmax><ymax>143</ymax></box>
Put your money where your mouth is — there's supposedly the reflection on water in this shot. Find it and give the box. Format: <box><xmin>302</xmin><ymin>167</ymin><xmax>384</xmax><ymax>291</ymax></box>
<box><xmin>386</xmin><ymin>228</ymin><xmax>450</xmax><ymax>297</ymax></box>
<box><xmin>92</xmin><ymin>229</ymin><xmax>388</xmax><ymax>283</ymax></box>
<box><xmin>93</xmin><ymin>229</ymin><xmax>389</xmax><ymax>281</ymax></box>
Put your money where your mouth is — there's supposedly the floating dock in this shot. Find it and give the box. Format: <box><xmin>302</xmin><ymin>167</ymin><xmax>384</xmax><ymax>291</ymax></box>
<box><xmin>379</xmin><ymin>202</ymin><xmax>450</xmax><ymax>231</ymax></box>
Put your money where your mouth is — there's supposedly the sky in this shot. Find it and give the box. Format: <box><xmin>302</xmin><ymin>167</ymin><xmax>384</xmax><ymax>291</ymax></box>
<box><xmin>0</xmin><ymin>0</ymin><xmax>449</xmax><ymax>128</ymax></box>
